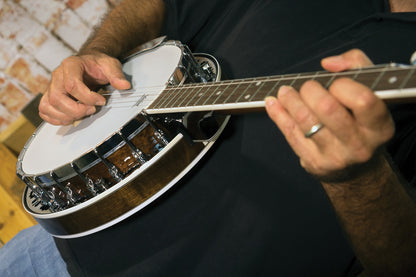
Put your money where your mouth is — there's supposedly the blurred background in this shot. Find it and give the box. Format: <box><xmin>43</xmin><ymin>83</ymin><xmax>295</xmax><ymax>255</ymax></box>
<box><xmin>0</xmin><ymin>0</ymin><xmax>121</xmax><ymax>248</ymax></box>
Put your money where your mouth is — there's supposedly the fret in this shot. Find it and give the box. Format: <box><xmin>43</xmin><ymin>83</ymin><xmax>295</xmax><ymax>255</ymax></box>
<box><xmin>400</xmin><ymin>67</ymin><xmax>416</xmax><ymax>89</ymax></box>
<box><xmin>227</xmin><ymin>79</ymin><xmax>256</xmax><ymax>104</ymax></box>
<box><xmin>247</xmin><ymin>77</ymin><xmax>268</xmax><ymax>101</ymax></box>
<box><xmin>354</xmin><ymin>70</ymin><xmax>385</xmax><ymax>89</ymax></box>
<box><xmin>193</xmin><ymin>83</ymin><xmax>219</xmax><ymax>106</ymax></box>
<box><xmin>222</xmin><ymin>82</ymin><xmax>244</xmax><ymax>104</ymax></box>
<box><xmin>369</xmin><ymin>68</ymin><xmax>386</xmax><ymax>90</ymax></box>
<box><xmin>181</xmin><ymin>85</ymin><xmax>205</xmax><ymax>108</ymax></box>
<box><xmin>272</xmin><ymin>74</ymin><xmax>300</xmax><ymax>90</ymax></box>
<box><xmin>236</xmin><ymin>77</ymin><xmax>266</xmax><ymax>103</ymax></box>
<box><xmin>371</xmin><ymin>68</ymin><xmax>406</xmax><ymax>91</ymax></box>
<box><xmin>202</xmin><ymin>83</ymin><xmax>223</xmax><ymax>106</ymax></box>
<box><xmin>147</xmin><ymin>93</ymin><xmax>164</xmax><ymax>109</ymax></box>
<box><xmin>170</xmin><ymin>85</ymin><xmax>197</xmax><ymax>108</ymax></box>
<box><xmin>337</xmin><ymin>71</ymin><xmax>360</xmax><ymax>82</ymax></box>
<box><xmin>209</xmin><ymin>81</ymin><xmax>234</xmax><ymax>105</ymax></box>
<box><xmin>250</xmin><ymin>77</ymin><xmax>280</xmax><ymax>101</ymax></box>
<box><xmin>313</xmin><ymin>72</ymin><xmax>336</xmax><ymax>88</ymax></box>
<box><xmin>290</xmin><ymin>74</ymin><xmax>308</xmax><ymax>91</ymax></box>
<box><xmin>149</xmin><ymin>87</ymin><xmax>176</xmax><ymax>109</ymax></box>
<box><xmin>156</xmin><ymin>86</ymin><xmax>179</xmax><ymax>109</ymax></box>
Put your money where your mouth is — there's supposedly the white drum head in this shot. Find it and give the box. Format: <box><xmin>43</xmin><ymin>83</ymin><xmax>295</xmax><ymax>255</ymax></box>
<box><xmin>21</xmin><ymin>44</ymin><xmax>183</xmax><ymax>175</ymax></box>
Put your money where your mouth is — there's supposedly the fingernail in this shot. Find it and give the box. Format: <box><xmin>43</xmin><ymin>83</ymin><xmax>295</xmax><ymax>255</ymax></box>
<box><xmin>322</xmin><ymin>54</ymin><xmax>343</xmax><ymax>64</ymax></box>
<box><xmin>264</xmin><ymin>96</ymin><xmax>277</xmax><ymax>106</ymax></box>
<box><xmin>95</xmin><ymin>99</ymin><xmax>106</xmax><ymax>106</ymax></box>
<box><xmin>278</xmin><ymin>85</ymin><xmax>293</xmax><ymax>96</ymax></box>
<box><xmin>86</xmin><ymin>106</ymin><xmax>96</xmax><ymax>115</ymax></box>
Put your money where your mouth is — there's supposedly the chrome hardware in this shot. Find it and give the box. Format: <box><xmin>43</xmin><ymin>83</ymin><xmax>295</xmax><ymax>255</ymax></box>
<box><xmin>71</xmin><ymin>163</ymin><xmax>98</xmax><ymax>196</ymax></box>
<box><xmin>93</xmin><ymin>149</ymin><xmax>124</xmax><ymax>182</ymax></box>
<box><xmin>118</xmin><ymin>131</ymin><xmax>147</xmax><ymax>164</ymax></box>
<box><xmin>50</xmin><ymin>171</ymin><xmax>76</xmax><ymax>205</ymax></box>
<box><xmin>33</xmin><ymin>177</ymin><xmax>59</xmax><ymax>212</ymax></box>
<box><xmin>141</xmin><ymin>111</ymin><xmax>169</xmax><ymax>146</ymax></box>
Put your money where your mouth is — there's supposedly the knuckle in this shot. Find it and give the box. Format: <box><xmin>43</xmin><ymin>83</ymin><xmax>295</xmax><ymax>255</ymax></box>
<box><xmin>317</xmin><ymin>96</ymin><xmax>338</xmax><ymax>117</ymax></box>
<box><xmin>64</xmin><ymin>80</ymin><xmax>76</xmax><ymax>95</ymax></box>
<box><xmin>281</xmin><ymin>120</ymin><xmax>297</xmax><ymax>137</ymax></box>
<box><xmin>300</xmin><ymin>80</ymin><xmax>319</xmax><ymax>93</ymax></box>
<box><xmin>346</xmin><ymin>48</ymin><xmax>364</xmax><ymax>59</ymax></box>
<box><xmin>38</xmin><ymin>111</ymin><xmax>47</xmax><ymax>121</ymax></box>
<box><xmin>47</xmin><ymin>93</ymin><xmax>60</xmax><ymax>106</ymax></box>
<box><xmin>347</xmin><ymin>139</ymin><xmax>373</xmax><ymax>163</ymax></box>
<box><xmin>75</xmin><ymin>108</ymin><xmax>87</xmax><ymax>118</ymax></box>
<box><xmin>344</xmin><ymin>48</ymin><xmax>372</xmax><ymax>67</ymax></box>
<box><xmin>38</xmin><ymin>100</ymin><xmax>48</xmax><ymax>113</ymax></box>
<box><xmin>50</xmin><ymin>67</ymin><xmax>63</xmax><ymax>80</ymax></box>
<box><xmin>329</xmin><ymin>77</ymin><xmax>349</xmax><ymax>90</ymax></box>
<box><xmin>294</xmin><ymin>107</ymin><xmax>310</xmax><ymax>124</ymax></box>
<box><xmin>355</xmin><ymin>90</ymin><xmax>377</xmax><ymax>110</ymax></box>
<box><xmin>61</xmin><ymin>55</ymin><xmax>78</xmax><ymax>67</ymax></box>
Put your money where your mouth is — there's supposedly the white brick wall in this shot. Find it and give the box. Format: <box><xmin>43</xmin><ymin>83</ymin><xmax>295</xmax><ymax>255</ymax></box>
<box><xmin>0</xmin><ymin>0</ymin><xmax>119</xmax><ymax>132</ymax></box>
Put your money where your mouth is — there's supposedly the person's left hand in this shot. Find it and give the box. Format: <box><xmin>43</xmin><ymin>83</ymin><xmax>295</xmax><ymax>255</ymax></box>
<box><xmin>265</xmin><ymin>49</ymin><xmax>395</xmax><ymax>182</ymax></box>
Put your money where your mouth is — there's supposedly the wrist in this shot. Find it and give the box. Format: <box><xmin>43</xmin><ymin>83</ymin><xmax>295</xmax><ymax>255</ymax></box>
<box><xmin>78</xmin><ymin>45</ymin><xmax>118</xmax><ymax>58</ymax></box>
<box><xmin>314</xmin><ymin>148</ymin><xmax>387</xmax><ymax>185</ymax></box>
<box><xmin>321</xmin><ymin>151</ymin><xmax>395</xmax><ymax>204</ymax></box>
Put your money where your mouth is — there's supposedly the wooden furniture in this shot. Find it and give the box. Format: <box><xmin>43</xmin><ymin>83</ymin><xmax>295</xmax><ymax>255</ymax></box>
<box><xmin>0</xmin><ymin>115</ymin><xmax>37</xmax><ymax>245</ymax></box>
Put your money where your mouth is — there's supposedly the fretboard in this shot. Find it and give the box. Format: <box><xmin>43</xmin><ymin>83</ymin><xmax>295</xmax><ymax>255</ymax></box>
<box><xmin>146</xmin><ymin>63</ymin><xmax>416</xmax><ymax>114</ymax></box>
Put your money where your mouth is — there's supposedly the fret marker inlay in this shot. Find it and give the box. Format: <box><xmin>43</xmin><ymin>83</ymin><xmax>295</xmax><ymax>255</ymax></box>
<box><xmin>389</xmin><ymin>76</ymin><xmax>398</xmax><ymax>84</ymax></box>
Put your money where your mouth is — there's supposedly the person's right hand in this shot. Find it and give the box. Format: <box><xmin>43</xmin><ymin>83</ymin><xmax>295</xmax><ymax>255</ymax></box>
<box><xmin>39</xmin><ymin>53</ymin><xmax>131</xmax><ymax>125</ymax></box>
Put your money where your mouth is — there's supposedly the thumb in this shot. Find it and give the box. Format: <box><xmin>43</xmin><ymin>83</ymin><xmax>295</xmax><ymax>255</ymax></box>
<box><xmin>109</xmin><ymin>75</ymin><xmax>131</xmax><ymax>90</ymax></box>
<box><xmin>104</xmin><ymin>62</ymin><xmax>131</xmax><ymax>90</ymax></box>
<box><xmin>321</xmin><ymin>49</ymin><xmax>373</xmax><ymax>72</ymax></box>
<box><xmin>86</xmin><ymin>54</ymin><xmax>132</xmax><ymax>90</ymax></box>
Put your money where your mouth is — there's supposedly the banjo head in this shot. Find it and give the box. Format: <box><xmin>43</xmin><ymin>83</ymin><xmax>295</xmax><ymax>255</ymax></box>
<box><xmin>20</xmin><ymin>43</ymin><xmax>183</xmax><ymax>175</ymax></box>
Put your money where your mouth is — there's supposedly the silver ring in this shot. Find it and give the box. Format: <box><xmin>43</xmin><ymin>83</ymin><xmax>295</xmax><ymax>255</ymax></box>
<box><xmin>304</xmin><ymin>122</ymin><xmax>324</xmax><ymax>138</ymax></box>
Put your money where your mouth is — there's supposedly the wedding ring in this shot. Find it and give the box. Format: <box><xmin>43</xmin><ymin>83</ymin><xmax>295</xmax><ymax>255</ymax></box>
<box><xmin>304</xmin><ymin>122</ymin><xmax>324</xmax><ymax>138</ymax></box>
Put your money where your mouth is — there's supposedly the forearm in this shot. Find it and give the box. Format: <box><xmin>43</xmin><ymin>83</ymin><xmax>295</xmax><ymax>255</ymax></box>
<box><xmin>79</xmin><ymin>0</ymin><xmax>165</xmax><ymax>57</ymax></box>
<box><xmin>322</xmin><ymin>153</ymin><xmax>416</xmax><ymax>276</ymax></box>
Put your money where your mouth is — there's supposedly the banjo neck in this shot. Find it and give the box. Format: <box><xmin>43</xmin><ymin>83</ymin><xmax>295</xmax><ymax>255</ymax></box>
<box><xmin>146</xmin><ymin>63</ymin><xmax>416</xmax><ymax>115</ymax></box>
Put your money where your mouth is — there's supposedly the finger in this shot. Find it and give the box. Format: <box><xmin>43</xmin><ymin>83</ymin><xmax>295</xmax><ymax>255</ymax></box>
<box><xmin>97</xmin><ymin>58</ymin><xmax>131</xmax><ymax>90</ymax></box>
<box><xmin>40</xmin><ymin>68</ymin><xmax>96</xmax><ymax>121</ymax></box>
<box><xmin>300</xmin><ymin>80</ymin><xmax>357</xmax><ymax>143</ymax></box>
<box><xmin>321</xmin><ymin>49</ymin><xmax>373</xmax><ymax>72</ymax></box>
<box><xmin>329</xmin><ymin>78</ymin><xmax>394</xmax><ymax>138</ymax></box>
<box><xmin>61</xmin><ymin>57</ymin><xmax>106</xmax><ymax>106</ymax></box>
<box><xmin>265</xmin><ymin>95</ymin><xmax>322</xmax><ymax>169</ymax></box>
<box><xmin>39</xmin><ymin>98</ymin><xmax>78</xmax><ymax>126</ymax></box>
<box><xmin>265</xmin><ymin>95</ymin><xmax>311</xmax><ymax>147</ymax></box>
<box><xmin>39</xmin><ymin>109</ymin><xmax>72</xmax><ymax>126</ymax></box>
<box><xmin>276</xmin><ymin>86</ymin><xmax>321</xmax><ymax>135</ymax></box>
<box><xmin>40</xmin><ymin>91</ymin><xmax>96</xmax><ymax>124</ymax></box>
<box><xmin>81</xmin><ymin>55</ymin><xmax>131</xmax><ymax>91</ymax></box>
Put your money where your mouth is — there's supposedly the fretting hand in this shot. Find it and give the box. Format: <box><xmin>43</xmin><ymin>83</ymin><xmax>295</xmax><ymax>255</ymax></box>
<box><xmin>265</xmin><ymin>49</ymin><xmax>395</xmax><ymax>182</ymax></box>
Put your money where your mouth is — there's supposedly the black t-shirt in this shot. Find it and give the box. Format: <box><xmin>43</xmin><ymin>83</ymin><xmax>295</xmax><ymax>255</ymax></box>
<box><xmin>55</xmin><ymin>0</ymin><xmax>416</xmax><ymax>275</ymax></box>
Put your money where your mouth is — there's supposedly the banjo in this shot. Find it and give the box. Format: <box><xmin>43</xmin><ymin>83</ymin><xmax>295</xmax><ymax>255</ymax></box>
<box><xmin>17</xmin><ymin>39</ymin><xmax>416</xmax><ymax>238</ymax></box>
